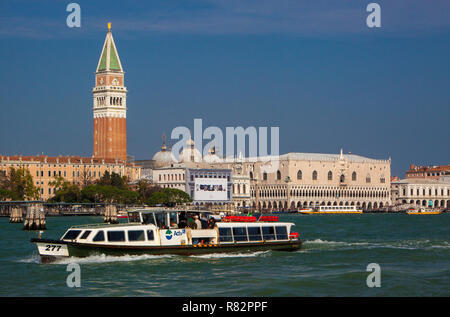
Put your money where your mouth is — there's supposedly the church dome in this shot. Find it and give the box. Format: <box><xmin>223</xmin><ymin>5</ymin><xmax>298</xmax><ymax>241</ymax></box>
<box><xmin>152</xmin><ymin>149</ymin><xmax>176</xmax><ymax>165</ymax></box>
<box><xmin>203</xmin><ymin>146</ymin><xmax>222</xmax><ymax>163</ymax></box>
<box><xmin>180</xmin><ymin>138</ymin><xmax>202</xmax><ymax>163</ymax></box>
<box><xmin>152</xmin><ymin>135</ymin><xmax>176</xmax><ymax>167</ymax></box>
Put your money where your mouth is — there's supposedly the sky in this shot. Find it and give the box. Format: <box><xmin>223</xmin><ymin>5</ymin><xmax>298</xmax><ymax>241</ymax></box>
<box><xmin>0</xmin><ymin>0</ymin><xmax>449</xmax><ymax>177</ymax></box>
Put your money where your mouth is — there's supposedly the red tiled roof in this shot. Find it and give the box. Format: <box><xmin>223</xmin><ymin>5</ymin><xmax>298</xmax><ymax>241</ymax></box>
<box><xmin>0</xmin><ymin>155</ymin><xmax>137</xmax><ymax>167</ymax></box>
<box><xmin>406</xmin><ymin>165</ymin><xmax>450</xmax><ymax>173</ymax></box>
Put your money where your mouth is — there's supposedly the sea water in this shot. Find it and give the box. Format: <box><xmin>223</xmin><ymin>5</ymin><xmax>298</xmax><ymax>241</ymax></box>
<box><xmin>0</xmin><ymin>214</ymin><xmax>448</xmax><ymax>296</ymax></box>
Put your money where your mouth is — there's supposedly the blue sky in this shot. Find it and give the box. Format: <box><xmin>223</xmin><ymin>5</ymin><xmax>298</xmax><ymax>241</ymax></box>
<box><xmin>0</xmin><ymin>0</ymin><xmax>449</xmax><ymax>177</ymax></box>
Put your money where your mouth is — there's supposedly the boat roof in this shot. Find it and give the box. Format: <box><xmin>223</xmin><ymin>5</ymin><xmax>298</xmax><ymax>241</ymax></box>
<box><xmin>130</xmin><ymin>209</ymin><xmax>214</xmax><ymax>214</ymax></box>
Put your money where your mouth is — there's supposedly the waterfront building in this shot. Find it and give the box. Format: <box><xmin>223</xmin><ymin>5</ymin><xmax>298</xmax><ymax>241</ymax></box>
<box><xmin>149</xmin><ymin>142</ymin><xmax>392</xmax><ymax>210</ymax></box>
<box><xmin>0</xmin><ymin>155</ymin><xmax>141</xmax><ymax>200</ymax></box>
<box><xmin>93</xmin><ymin>23</ymin><xmax>128</xmax><ymax>161</ymax></box>
<box><xmin>186</xmin><ymin>168</ymin><xmax>232</xmax><ymax>205</ymax></box>
<box><xmin>406</xmin><ymin>164</ymin><xmax>450</xmax><ymax>180</ymax></box>
<box><xmin>391</xmin><ymin>178</ymin><xmax>450</xmax><ymax>209</ymax></box>
<box><xmin>213</xmin><ymin>149</ymin><xmax>391</xmax><ymax>211</ymax></box>
<box><xmin>152</xmin><ymin>166</ymin><xmax>186</xmax><ymax>191</ymax></box>
<box><xmin>231</xmin><ymin>162</ymin><xmax>251</xmax><ymax>209</ymax></box>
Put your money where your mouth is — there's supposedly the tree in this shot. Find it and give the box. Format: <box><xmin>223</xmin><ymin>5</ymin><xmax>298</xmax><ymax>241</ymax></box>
<box><xmin>0</xmin><ymin>167</ymin><xmax>39</xmax><ymax>201</ymax></box>
<box><xmin>97</xmin><ymin>171</ymin><xmax>127</xmax><ymax>189</ymax></box>
<box><xmin>163</xmin><ymin>188</ymin><xmax>192</xmax><ymax>205</ymax></box>
<box><xmin>48</xmin><ymin>176</ymin><xmax>81</xmax><ymax>203</ymax></box>
<box><xmin>146</xmin><ymin>188</ymin><xmax>192</xmax><ymax>207</ymax></box>
<box><xmin>146</xmin><ymin>191</ymin><xmax>169</xmax><ymax>206</ymax></box>
<box><xmin>135</xmin><ymin>180</ymin><xmax>162</xmax><ymax>203</ymax></box>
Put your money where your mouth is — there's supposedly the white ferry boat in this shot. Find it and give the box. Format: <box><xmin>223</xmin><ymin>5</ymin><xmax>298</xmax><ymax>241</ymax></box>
<box><xmin>406</xmin><ymin>208</ymin><xmax>442</xmax><ymax>215</ymax></box>
<box><xmin>31</xmin><ymin>209</ymin><xmax>301</xmax><ymax>263</ymax></box>
<box><xmin>299</xmin><ymin>206</ymin><xmax>363</xmax><ymax>214</ymax></box>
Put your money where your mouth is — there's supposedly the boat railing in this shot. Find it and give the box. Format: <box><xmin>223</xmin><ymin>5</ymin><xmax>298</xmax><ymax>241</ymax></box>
<box><xmin>69</xmin><ymin>222</ymin><xmax>144</xmax><ymax>229</ymax></box>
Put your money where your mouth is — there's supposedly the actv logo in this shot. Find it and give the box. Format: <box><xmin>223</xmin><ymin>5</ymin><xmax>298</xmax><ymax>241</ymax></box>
<box><xmin>165</xmin><ymin>229</ymin><xmax>185</xmax><ymax>240</ymax></box>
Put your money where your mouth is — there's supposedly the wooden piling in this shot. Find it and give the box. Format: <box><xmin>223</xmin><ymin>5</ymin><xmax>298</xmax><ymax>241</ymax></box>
<box><xmin>9</xmin><ymin>207</ymin><xmax>23</xmax><ymax>223</ymax></box>
<box><xmin>104</xmin><ymin>204</ymin><xmax>118</xmax><ymax>224</ymax></box>
<box><xmin>23</xmin><ymin>205</ymin><xmax>46</xmax><ymax>230</ymax></box>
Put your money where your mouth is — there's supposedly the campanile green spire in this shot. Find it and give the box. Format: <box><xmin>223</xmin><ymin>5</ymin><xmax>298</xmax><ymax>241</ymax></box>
<box><xmin>96</xmin><ymin>23</ymin><xmax>123</xmax><ymax>72</ymax></box>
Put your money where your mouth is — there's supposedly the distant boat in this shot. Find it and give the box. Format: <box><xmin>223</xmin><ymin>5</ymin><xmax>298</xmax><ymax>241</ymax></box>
<box><xmin>300</xmin><ymin>206</ymin><xmax>363</xmax><ymax>214</ymax></box>
<box><xmin>406</xmin><ymin>208</ymin><xmax>442</xmax><ymax>215</ymax></box>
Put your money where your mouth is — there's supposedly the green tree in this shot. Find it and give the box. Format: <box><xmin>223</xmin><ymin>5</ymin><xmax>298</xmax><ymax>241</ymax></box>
<box><xmin>146</xmin><ymin>188</ymin><xmax>192</xmax><ymax>207</ymax></box>
<box><xmin>0</xmin><ymin>167</ymin><xmax>39</xmax><ymax>200</ymax></box>
<box><xmin>135</xmin><ymin>180</ymin><xmax>162</xmax><ymax>203</ymax></box>
<box><xmin>97</xmin><ymin>171</ymin><xmax>127</xmax><ymax>189</ymax></box>
<box><xmin>146</xmin><ymin>191</ymin><xmax>169</xmax><ymax>206</ymax></box>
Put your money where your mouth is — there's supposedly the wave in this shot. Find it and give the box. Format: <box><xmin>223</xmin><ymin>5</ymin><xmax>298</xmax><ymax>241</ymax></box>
<box><xmin>189</xmin><ymin>251</ymin><xmax>271</xmax><ymax>259</ymax></box>
<box><xmin>17</xmin><ymin>250</ymin><xmax>271</xmax><ymax>265</ymax></box>
<box><xmin>302</xmin><ymin>239</ymin><xmax>450</xmax><ymax>251</ymax></box>
<box><xmin>304</xmin><ymin>239</ymin><xmax>369</xmax><ymax>246</ymax></box>
<box><xmin>50</xmin><ymin>254</ymin><xmax>175</xmax><ymax>265</ymax></box>
<box><xmin>17</xmin><ymin>254</ymin><xmax>41</xmax><ymax>264</ymax></box>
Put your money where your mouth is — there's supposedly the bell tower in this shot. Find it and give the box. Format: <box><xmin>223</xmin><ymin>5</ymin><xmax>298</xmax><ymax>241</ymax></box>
<box><xmin>93</xmin><ymin>23</ymin><xmax>127</xmax><ymax>161</ymax></box>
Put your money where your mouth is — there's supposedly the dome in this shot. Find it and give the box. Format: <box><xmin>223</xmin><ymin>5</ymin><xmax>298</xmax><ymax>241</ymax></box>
<box><xmin>203</xmin><ymin>146</ymin><xmax>222</xmax><ymax>163</ymax></box>
<box><xmin>152</xmin><ymin>134</ymin><xmax>176</xmax><ymax>167</ymax></box>
<box><xmin>180</xmin><ymin>147</ymin><xmax>202</xmax><ymax>163</ymax></box>
<box><xmin>180</xmin><ymin>137</ymin><xmax>202</xmax><ymax>163</ymax></box>
<box><xmin>152</xmin><ymin>149</ymin><xmax>176</xmax><ymax>164</ymax></box>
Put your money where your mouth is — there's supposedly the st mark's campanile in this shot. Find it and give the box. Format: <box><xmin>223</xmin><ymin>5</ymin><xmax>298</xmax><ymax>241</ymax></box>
<box><xmin>93</xmin><ymin>23</ymin><xmax>127</xmax><ymax>161</ymax></box>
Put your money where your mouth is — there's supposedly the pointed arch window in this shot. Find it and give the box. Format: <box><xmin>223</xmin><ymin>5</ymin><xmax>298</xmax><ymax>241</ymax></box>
<box><xmin>328</xmin><ymin>171</ymin><xmax>333</xmax><ymax>181</ymax></box>
<box><xmin>263</xmin><ymin>172</ymin><xmax>267</xmax><ymax>181</ymax></box>
<box><xmin>297</xmin><ymin>170</ymin><xmax>302</xmax><ymax>180</ymax></box>
<box><xmin>312</xmin><ymin>170</ymin><xmax>318</xmax><ymax>180</ymax></box>
<box><xmin>277</xmin><ymin>170</ymin><xmax>281</xmax><ymax>180</ymax></box>
<box><xmin>352</xmin><ymin>171</ymin><xmax>357</xmax><ymax>181</ymax></box>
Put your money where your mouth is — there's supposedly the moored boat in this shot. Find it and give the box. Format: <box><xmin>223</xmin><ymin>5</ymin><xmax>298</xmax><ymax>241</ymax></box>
<box><xmin>31</xmin><ymin>209</ymin><xmax>302</xmax><ymax>263</ymax></box>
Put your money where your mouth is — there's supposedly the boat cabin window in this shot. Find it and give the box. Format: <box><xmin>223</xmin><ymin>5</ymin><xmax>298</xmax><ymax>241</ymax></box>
<box><xmin>155</xmin><ymin>212</ymin><xmax>168</xmax><ymax>228</ymax></box>
<box><xmin>147</xmin><ymin>230</ymin><xmax>154</xmax><ymax>241</ymax></box>
<box><xmin>233</xmin><ymin>227</ymin><xmax>248</xmax><ymax>242</ymax></box>
<box><xmin>247</xmin><ymin>227</ymin><xmax>262</xmax><ymax>241</ymax></box>
<box><xmin>62</xmin><ymin>230</ymin><xmax>82</xmax><ymax>240</ymax></box>
<box><xmin>93</xmin><ymin>231</ymin><xmax>105</xmax><ymax>242</ymax></box>
<box><xmin>128</xmin><ymin>212</ymin><xmax>140</xmax><ymax>223</ymax></box>
<box><xmin>80</xmin><ymin>230</ymin><xmax>91</xmax><ymax>239</ymax></box>
<box><xmin>107</xmin><ymin>231</ymin><xmax>125</xmax><ymax>242</ymax></box>
<box><xmin>262</xmin><ymin>226</ymin><xmax>275</xmax><ymax>240</ymax></box>
<box><xmin>218</xmin><ymin>228</ymin><xmax>233</xmax><ymax>242</ymax></box>
<box><xmin>142</xmin><ymin>213</ymin><xmax>156</xmax><ymax>225</ymax></box>
<box><xmin>128</xmin><ymin>230</ymin><xmax>145</xmax><ymax>241</ymax></box>
<box><xmin>169</xmin><ymin>212</ymin><xmax>178</xmax><ymax>227</ymax></box>
<box><xmin>275</xmin><ymin>226</ymin><xmax>288</xmax><ymax>240</ymax></box>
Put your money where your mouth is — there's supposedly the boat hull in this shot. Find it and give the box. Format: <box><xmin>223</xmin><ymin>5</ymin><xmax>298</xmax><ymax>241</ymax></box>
<box><xmin>299</xmin><ymin>211</ymin><xmax>363</xmax><ymax>214</ymax></box>
<box><xmin>406</xmin><ymin>211</ymin><xmax>442</xmax><ymax>215</ymax></box>
<box><xmin>31</xmin><ymin>238</ymin><xmax>302</xmax><ymax>263</ymax></box>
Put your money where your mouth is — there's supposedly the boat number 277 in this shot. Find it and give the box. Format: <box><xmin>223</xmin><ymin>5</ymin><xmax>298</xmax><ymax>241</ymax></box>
<box><xmin>45</xmin><ymin>245</ymin><xmax>62</xmax><ymax>252</ymax></box>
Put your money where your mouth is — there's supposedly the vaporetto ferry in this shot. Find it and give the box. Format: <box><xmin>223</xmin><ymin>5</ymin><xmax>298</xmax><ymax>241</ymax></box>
<box><xmin>31</xmin><ymin>210</ymin><xmax>301</xmax><ymax>263</ymax></box>
<box><xmin>406</xmin><ymin>208</ymin><xmax>442</xmax><ymax>215</ymax></box>
<box><xmin>299</xmin><ymin>206</ymin><xmax>363</xmax><ymax>214</ymax></box>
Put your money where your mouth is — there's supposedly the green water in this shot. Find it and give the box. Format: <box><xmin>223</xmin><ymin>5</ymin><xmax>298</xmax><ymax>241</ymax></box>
<box><xmin>0</xmin><ymin>214</ymin><xmax>449</xmax><ymax>296</ymax></box>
